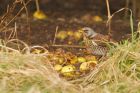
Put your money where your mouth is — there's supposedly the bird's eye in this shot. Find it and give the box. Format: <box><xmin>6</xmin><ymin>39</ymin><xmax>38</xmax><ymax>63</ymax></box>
<box><xmin>84</xmin><ymin>30</ymin><xmax>89</xmax><ymax>34</ymax></box>
<box><xmin>82</xmin><ymin>29</ymin><xmax>88</xmax><ymax>33</ymax></box>
<box><xmin>82</xmin><ymin>27</ymin><xmax>91</xmax><ymax>35</ymax></box>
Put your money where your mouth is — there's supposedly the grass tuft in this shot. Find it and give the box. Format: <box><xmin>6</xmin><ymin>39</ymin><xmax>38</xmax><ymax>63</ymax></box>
<box><xmin>0</xmin><ymin>33</ymin><xmax>140</xmax><ymax>93</ymax></box>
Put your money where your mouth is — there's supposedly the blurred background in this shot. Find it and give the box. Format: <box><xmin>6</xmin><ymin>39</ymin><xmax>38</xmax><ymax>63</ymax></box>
<box><xmin>0</xmin><ymin>0</ymin><xmax>139</xmax><ymax>18</ymax></box>
<box><xmin>0</xmin><ymin>0</ymin><xmax>139</xmax><ymax>45</ymax></box>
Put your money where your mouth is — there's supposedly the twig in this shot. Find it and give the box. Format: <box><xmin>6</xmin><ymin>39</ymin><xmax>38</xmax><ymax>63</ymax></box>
<box><xmin>7</xmin><ymin>22</ymin><xmax>17</xmax><ymax>41</ymax></box>
<box><xmin>106</xmin><ymin>0</ymin><xmax>111</xmax><ymax>18</ymax></box>
<box><xmin>44</xmin><ymin>44</ymin><xmax>87</xmax><ymax>48</ymax></box>
<box><xmin>53</xmin><ymin>26</ymin><xmax>59</xmax><ymax>45</ymax></box>
<box><xmin>35</xmin><ymin>0</ymin><xmax>40</xmax><ymax>11</ymax></box>
<box><xmin>20</xmin><ymin>0</ymin><xmax>31</xmax><ymax>44</ymax></box>
<box><xmin>0</xmin><ymin>0</ymin><xmax>31</xmax><ymax>32</ymax></box>
<box><xmin>124</xmin><ymin>0</ymin><xmax>130</xmax><ymax>18</ymax></box>
<box><xmin>0</xmin><ymin>5</ymin><xmax>10</xmax><ymax>26</ymax></box>
<box><xmin>106</xmin><ymin>0</ymin><xmax>111</xmax><ymax>41</ymax></box>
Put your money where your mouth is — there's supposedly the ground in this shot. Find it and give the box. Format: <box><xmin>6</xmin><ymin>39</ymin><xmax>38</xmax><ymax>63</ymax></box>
<box><xmin>0</xmin><ymin>0</ymin><xmax>138</xmax><ymax>77</ymax></box>
<box><xmin>0</xmin><ymin>10</ymin><xmax>135</xmax><ymax>45</ymax></box>
<box><xmin>0</xmin><ymin>1</ymin><xmax>140</xmax><ymax>92</ymax></box>
<box><xmin>0</xmin><ymin>0</ymin><xmax>136</xmax><ymax>47</ymax></box>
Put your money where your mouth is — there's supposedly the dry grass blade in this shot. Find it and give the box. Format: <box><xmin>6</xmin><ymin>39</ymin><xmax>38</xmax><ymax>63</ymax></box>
<box><xmin>78</xmin><ymin>37</ymin><xmax>140</xmax><ymax>92</ymax></box>
<box><xmin>0</xmin><ymin>46</ymin><xmax>82</xmax><ymax>93</ymax></box>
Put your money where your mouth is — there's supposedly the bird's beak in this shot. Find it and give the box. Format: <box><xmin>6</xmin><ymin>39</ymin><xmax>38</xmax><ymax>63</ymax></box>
<box><xmin>78</xmin><ymin>29</ymin><xmax>84</xmax><ymax>33</ymax></box>
<box><xmin>78</xmin><ymin>29</ymin><xmax>87</xmax><ymax>38</ymax></box>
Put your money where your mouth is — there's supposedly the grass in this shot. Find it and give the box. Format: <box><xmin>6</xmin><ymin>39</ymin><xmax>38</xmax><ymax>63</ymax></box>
<box><xmin>0</xmin><ymin>0</ymin><xmax>140</xmax><ymax>92</ymax></box>
<box><xmin>0</xmin><ymin>32</ymin><xmax>140</xmax><ymax>93</ymax></box>
<box><xmin>81</xmin><ymin>38</ymin><xmax>140</xmax><ymax>93</ymax></box>
<box><xmin>0</xmin><ymin>42</ymin><xmax>80</xmax><ymax>93</ymax></box>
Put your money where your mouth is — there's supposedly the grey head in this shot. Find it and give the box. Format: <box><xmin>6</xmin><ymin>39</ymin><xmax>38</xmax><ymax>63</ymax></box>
<box><xmin>82</xmin><ymin>27</ymin><xmax>97</xmax><ymax>38</ymax></box>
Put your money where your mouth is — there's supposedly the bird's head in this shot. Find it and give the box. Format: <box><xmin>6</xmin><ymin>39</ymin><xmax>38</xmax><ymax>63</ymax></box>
<box><xmin>80</xmin><ymin>27</ymin><xmax>97</xmax><ymax>38</ymax></box>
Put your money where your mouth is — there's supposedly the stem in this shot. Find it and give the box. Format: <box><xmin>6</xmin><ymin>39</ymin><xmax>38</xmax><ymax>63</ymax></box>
<box><xmin>44</xmin><ymin>44</ymin><xmax>87</xmax><ymax>48</ymax></box>
<box><xmin>106</xmin><ymin>0</ymin><xmax>111</xmax><ymax>41</ymax></box>
<box><xmin>53</xmin><ymin>26</ymin><xmax>59</xmax><ymax>45</ymax></box>
<box><xmin>130</xmin><ymin>10</ymin><xmax>134</xmax><ymax>42</ymax></box>
<box><xmin>124</xmin><ymin>0</ymin><xmax>130</xmax><ymax>18</ymax></box>
<box><xmin>106</xmin><ymin>0</ymin><xmax>111</xmax><ymax>18</ymax></box>
<box><xmin>35</xmin><ymin>0</ymin><xmax>40</xmax><ymax>11</ymax></box>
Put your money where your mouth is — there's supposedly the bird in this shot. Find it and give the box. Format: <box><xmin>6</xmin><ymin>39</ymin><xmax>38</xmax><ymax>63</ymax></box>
<box><xmin>82</xmin><ymin>27</ymin><xmax>109</xmax><ymax>44</ymax></box>
<box><xmin>80</xmin><ymin>27</ymin><xmax>109</xmax><ymax>56</ymax></box>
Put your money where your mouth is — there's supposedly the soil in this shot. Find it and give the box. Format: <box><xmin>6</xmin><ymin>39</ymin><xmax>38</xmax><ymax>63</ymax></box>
<box><xmin>0</xmin><ymin>1</ymin><xmax>138</xmax><ymax>54</ymax></box>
